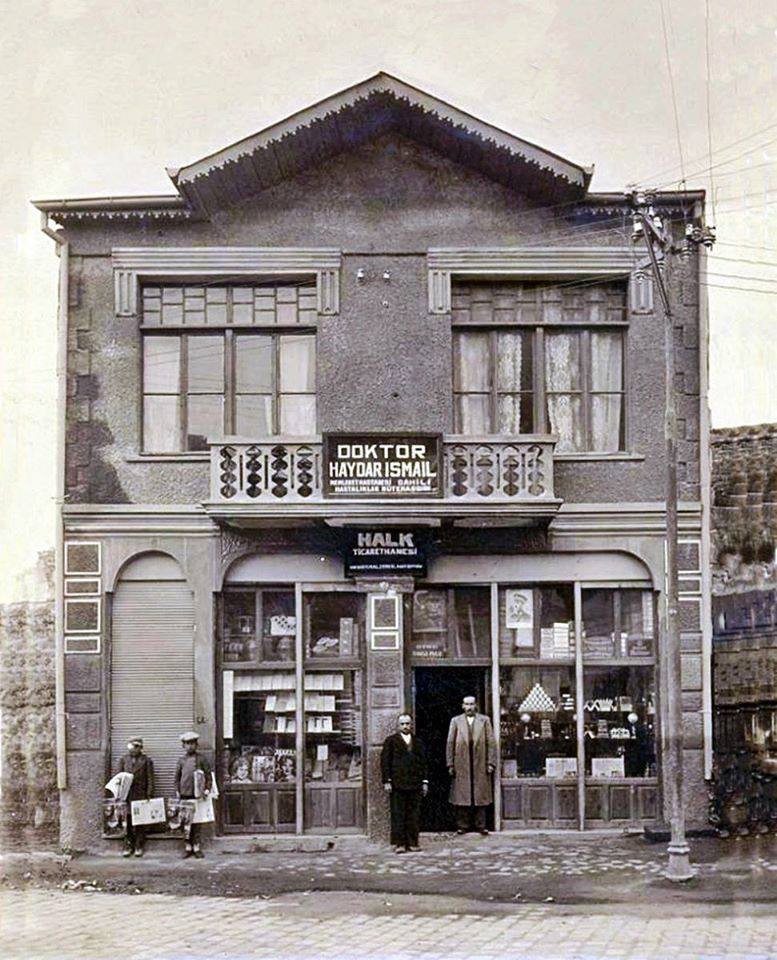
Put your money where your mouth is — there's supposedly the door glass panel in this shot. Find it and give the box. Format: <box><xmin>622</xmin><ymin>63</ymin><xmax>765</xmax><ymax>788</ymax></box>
<box><xmin>410</xmin><ymin>589</ymin><xmax>448</xmax><ymax>660</ymax></box>
<box><xmin>279</xmin><ymin>394</ymin><xmax>316</xmax><ymax>434</ymax></box>
<box><xmin>186</xmin><ymin>394</ymin><xmax>224</xmax><ymax>450</ymax></box>
<box><xmin>454</xmin><ymin>394</ymin><xmax>490</xmax><ymax>434</ymax></box>
<box><xmin>303</xmin><ymin>670</ymin><xmax>363</xmax><ymax>785</ymax></box>
<box><xmin>236</xmin><ymin>395</ymin><xmax>273</xmax><ymax>436</ymax></box>
<box><xmin>453</xmin><ymin>331</ymin><xmax>490</xmax><ymax>391</ymax></box>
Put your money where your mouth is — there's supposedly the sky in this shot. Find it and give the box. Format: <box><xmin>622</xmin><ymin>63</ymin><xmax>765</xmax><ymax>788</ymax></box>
<box><xmin>1</xmin><ymin>0</ymin><xmax>776</xmax><ymax>600</ymax></box>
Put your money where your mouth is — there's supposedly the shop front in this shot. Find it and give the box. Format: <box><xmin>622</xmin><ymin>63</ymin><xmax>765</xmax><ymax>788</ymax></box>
<box><xmin>216</xmin><ymin>548</ymin><xmax>659</xmax><ymax>835</ymax></box>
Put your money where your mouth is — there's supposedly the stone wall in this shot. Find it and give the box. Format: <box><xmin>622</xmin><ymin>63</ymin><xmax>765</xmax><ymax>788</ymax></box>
<box><xmin>0</xmin><ymin>552</ymin><xmax>58</xmax><ymax>849</ymax></box>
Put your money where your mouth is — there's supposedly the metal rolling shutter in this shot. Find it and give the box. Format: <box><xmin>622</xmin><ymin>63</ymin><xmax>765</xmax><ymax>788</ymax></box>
<box><xmin>111</xmin><ymin>568</ymin><xmax>195</xmax><ymax>798</ymax></box>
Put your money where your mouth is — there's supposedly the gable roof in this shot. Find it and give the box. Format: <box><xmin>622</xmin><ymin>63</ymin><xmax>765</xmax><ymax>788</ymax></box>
<box><xmin>35</xmin><ymin>73</ymin><xmax>601</xmax><ymax>221</ymax></box>
<box><xmin>169</xmin><ymin>73</ymin><xmax>593</xmax><ymax>213</ymax></box>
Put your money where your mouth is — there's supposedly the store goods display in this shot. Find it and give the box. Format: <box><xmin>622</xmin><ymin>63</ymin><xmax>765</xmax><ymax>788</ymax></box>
<box><xmin>545</xmin><ymin>757</ymin><xmax>577</xmax><ymax>779</ymax></box>
<box><xmin>592</xmin><ymin>757</ymin><xmax>625</xmax><ymax>779</ymax></box>
<box><xmin>518</xmin><ymin>683</ymin><xmax>556</xmax><ymax>713</ymax></box>
<box><xmin>102</xmin><ymin>800</ymin><xmax>128</xmax><ymax>838</ymax></box>
<box><xmin>130</xmin><ymin>797</ymin><xmax>166</xmax><ymax>826</ymax></box>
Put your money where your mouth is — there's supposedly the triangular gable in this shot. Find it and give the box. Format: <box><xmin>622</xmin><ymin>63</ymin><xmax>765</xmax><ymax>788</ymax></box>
<box><xmin>170</xmin><ymin>73</ymin><xmax>592</xmax><ymax>213</ymax></box>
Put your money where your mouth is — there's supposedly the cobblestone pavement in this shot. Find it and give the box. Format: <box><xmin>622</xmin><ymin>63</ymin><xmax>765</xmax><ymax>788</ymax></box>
<box><xmin>1</xmin><ymin>887</ymin><xmax>776</xmax><ymax>960</ymax></box>
<box><xmin>4</xmin><ymin>832</ymin><xmax>777</xmax><ymax>905</ymax></box>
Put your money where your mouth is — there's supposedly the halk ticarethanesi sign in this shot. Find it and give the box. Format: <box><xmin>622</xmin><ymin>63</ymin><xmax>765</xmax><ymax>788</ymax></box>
<box><xmin>344</xmin><ymin>529</ymin><xmax>428</xmax><ymax>578</ymax></box>
<box><xmin>323</xmin><ymin>434</ymin><xmax>441</xmax><ymax>498</ymax></box>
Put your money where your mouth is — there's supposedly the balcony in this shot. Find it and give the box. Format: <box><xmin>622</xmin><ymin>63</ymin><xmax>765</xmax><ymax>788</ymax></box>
<box><xmin>205</xmin><ymin>436</ymin><xmax>561</xmax><ymax>527</ymax></box>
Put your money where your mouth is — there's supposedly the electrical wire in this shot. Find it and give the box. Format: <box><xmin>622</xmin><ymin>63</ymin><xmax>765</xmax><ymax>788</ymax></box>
<box><xmin>658</xmin><ymin>0</ymin><xmax>686</xmax><ymax>195</ymax></box>
<box><xmin>704</xmin><ymin>0</ymin><xmax>717</xmax><ymax>225</ymax></box>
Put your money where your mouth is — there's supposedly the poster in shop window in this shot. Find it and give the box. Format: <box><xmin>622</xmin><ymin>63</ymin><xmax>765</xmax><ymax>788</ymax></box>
<box><xmin>323</xmin><ymin>434</ymin><xmax>442</xmax><ymax>498</ymax></box>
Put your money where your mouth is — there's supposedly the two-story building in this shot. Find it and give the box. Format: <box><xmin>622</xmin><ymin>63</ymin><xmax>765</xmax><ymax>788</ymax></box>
<box><xmin>35</xmin><ymin>74</ymin><xmax>712</xmax><ymax>850</ymax></box>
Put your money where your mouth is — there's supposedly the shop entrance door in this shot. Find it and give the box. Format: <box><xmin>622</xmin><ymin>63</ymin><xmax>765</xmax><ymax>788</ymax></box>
<box><xmin>413</xmin><ymin>667</ymin><xmax>489</xmax><ymax>832</ymax></box>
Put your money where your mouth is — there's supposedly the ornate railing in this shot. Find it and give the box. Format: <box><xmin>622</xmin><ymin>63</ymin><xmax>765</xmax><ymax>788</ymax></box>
<box><xmin>210</xmin><ymin>437</ymin><xmax>555</xmax><ymax>503</ymax></box>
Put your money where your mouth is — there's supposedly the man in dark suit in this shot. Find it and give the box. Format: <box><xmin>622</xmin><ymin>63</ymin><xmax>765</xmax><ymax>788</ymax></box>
<box><xmin>117</xmin><ymin>737</ymin><xmax>154</xmax><ymax>857</ymax></box>
<box><xmin>381</xmin><ymin>713</ymin><xmax>429</xmax><ymax>853</ymax></box>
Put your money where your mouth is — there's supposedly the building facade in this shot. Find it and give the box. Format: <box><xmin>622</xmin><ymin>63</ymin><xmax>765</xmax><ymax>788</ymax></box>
<box><xmin>36</xmin><ymin>74</ymin><xmax>712</xmax><ymax>850</ymax></box>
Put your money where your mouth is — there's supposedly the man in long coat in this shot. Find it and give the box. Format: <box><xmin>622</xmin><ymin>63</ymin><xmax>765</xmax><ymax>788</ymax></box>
<box><xmin>381</xmin><ymin>713</ymin><xmax>429</xmax><ymax>853</ymax></box>
<box><xmin>446</xmin><ymin>696</ymin><xmax>497</xmax><ymax>835</ymax></box>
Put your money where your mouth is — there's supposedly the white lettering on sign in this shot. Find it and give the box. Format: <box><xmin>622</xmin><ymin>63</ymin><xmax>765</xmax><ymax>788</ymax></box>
<box><xmin>335</xmin><ymin>443</ymin><xmax>428</xmax><ymax>460</ymax></box>
<box><xmin>357</xmin><ymin>532</ymin><xmax>415</xmax><ymax>549</ymax></box>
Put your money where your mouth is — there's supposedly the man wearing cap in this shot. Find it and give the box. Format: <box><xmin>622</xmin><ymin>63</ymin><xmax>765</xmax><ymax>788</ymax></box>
<box><xmin>117</xmin><ymin>737</ymin><xmax>154</xmax><ymax>857</ymax></box>
<box><xmin>174</xmin><ymin>731</ymin><xmax>212</xmax><ymax>859</ymax></box>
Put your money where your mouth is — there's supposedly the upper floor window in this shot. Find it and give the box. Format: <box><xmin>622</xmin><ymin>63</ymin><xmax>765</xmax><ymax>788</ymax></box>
<box><xmin>451</xmin><ymin>281</ymin><xmax>627</xmax><ymax>453</ymax></box>
<box><xmin>143</xmin><ymin>331</ymin><xmax>316</xmax><ymax>452</ymax></box>
<box><xmin>141</xmin><ymin>283</ymin><xmax>317</xmax><ymax>453</ymax></box>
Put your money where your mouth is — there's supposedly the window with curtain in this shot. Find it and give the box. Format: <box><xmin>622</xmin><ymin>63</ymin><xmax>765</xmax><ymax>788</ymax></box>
<box><xmin>142</xmin><ymin>331</ymin><xmax>317</xmax><ymax>452</ymax></box>
<box><xmin>453</xmin><ymin>327</ymin><xmax>624</xmax><ymax>451</ymax></box>
<box><xmin>545</xmin><ymin>330</ymin><xmax>624</xmax><ymax>453</ymax></box>
<box><xmin>452</xmin><ymin>329</ymin><xmax>534</xmax><ymax>434</ymax></box>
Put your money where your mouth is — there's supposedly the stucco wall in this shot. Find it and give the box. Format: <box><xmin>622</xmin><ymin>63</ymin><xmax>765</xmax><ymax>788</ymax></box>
<box><xmin>60</xmin><ymin>133</ymin><xmax>701</xmax><ymax>507</ymax></box>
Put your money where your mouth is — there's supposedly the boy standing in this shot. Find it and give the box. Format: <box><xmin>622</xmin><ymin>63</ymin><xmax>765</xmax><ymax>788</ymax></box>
<box><xmin>117</xmin><ymin>737</ymin><xmax>154</xmax><ymax>857</ymax></box>
<box><xmin>174</xmin><ymin>731</ymin><xmax>212</xmax><ymax>859</ymax></box>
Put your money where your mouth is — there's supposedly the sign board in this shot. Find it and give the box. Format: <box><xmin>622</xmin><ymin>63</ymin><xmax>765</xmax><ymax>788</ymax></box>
<box><xmin>324</xmin><ymin>434</ymin><xmax>442</xmax><ymax>498</ymax></box>
<box><xmin>344</xmin><ymin>529</ymin><xmax>428</xmax><ymax>578</ymax></box>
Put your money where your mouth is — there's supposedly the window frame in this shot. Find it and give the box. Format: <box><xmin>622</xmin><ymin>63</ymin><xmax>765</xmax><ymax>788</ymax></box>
<box><xmin>141</xmin><ymin>328</ymin><xmax>317</xmax><ymax>454</ymax></box>
<box><xmin>452</xmin><ymin>324</ymin><xmax>627</xmax><ymax>452</ymax></box>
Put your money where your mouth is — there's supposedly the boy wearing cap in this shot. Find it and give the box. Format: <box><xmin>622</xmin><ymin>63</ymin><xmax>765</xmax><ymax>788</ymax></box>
<box><xmin>117</xmin><ymin>737</ymin><xmax>154</xmax><ymax>857</ymax></box>
<box><xmin>174</xmin><ymin>731</ymin><xmax>212</xmax><ymax>859</ymax></box>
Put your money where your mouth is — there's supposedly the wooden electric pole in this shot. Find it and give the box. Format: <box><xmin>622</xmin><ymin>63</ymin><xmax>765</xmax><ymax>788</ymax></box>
<box><xmin>628</xmin><ymin>192</ymin><xmax>714</xmax><ymax>881</ymax></box>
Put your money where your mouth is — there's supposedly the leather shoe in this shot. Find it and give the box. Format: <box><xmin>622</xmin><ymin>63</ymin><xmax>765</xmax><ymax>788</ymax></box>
<box><xmin>479</xmin><ymin>829</ymin><xmax>489</xmax><ymax>836</ymax></box>
<box><xmin>456</xmin><ymin>828</ymin><xmax>467</xmax><ymax>835</ymax></box>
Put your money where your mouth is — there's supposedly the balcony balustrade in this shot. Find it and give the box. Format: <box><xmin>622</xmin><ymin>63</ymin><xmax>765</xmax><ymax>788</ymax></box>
<box><xmin>209</xmin><ymin>437</ymin><xmax>557</xmax><ymax>512</ymax></box>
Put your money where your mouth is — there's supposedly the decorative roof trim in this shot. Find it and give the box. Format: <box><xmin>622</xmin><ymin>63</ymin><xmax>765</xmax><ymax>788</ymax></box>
<box><xmin>174</xmin><ymin>73</ymin><xmax>591</xmax><ymax>192</ymax></box>
<box><xmin>32</xmin><ymin>195</ymin><xmax>194</xmax><ymax>223</ymax></box>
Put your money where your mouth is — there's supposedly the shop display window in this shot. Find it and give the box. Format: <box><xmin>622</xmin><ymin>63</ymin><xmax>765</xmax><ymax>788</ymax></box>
<box><xmin>222</xmin><ymin>588</ymin><xmax>295</xmax><ymax>664</ymax></box>
<box><xmin>583</xmin><ymin>666</ymin><xmax>656</xmax><ymax>778</ymax></box>
<box><xmin>498</xmin><ymin>585</ymin><xmax>574</xmax><ymax>660</ymax></box>
<box><xmin>409</xmin><ymin>587</ymin><xmax>490</xmax><ymax>660</ymax></box>
<box><xmin>304</xmin><ymin>593</ymin><xmax>364</xmax><ymax>660</ymax></box>
<box><xmin>222</xmin><ymin>671</ymin><xmax>298</xmax><ymax>785</ymax></box>
<box><xmin>500</xmin><ymin>666</ymin><xmax>577</xmax><ymax>778</ymax></box>
<box><xmin>303</xmin><ymin>670</ymin><xmax>363</xmax><ymax>783</ymax></box>
<box><xmin>581</xmin><ymin>588</ymin><xmax>655</xmax><ymax>659</ymax></box>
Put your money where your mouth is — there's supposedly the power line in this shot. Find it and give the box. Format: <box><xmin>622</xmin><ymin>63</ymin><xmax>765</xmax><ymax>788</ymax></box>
<box><xmin>704</xmin><ymin>0</ymin><xmax>717</xmax><ymax>224</ymax></box>
<box><xmin>658</xmin><ymin>0</ymin><xmax>686</xmax><ymax>190</ymax></box>
<box><xmin>653</xmin><ymin>134</ymin><xmax>777</xmax><ymax>189</ymax></box>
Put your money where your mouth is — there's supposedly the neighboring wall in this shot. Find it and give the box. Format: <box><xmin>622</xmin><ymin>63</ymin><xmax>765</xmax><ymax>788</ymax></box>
<box><xmin>0</xmin><ymin>552</ymin><xmax>58</xmax><ymax>849</ymax></box>
<box><xmin>58</xmin><ymin>133</ymin><xmax>702</xmax><ymax>508</ymax></box>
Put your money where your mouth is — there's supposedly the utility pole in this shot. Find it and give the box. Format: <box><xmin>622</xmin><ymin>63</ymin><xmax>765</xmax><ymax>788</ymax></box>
<box><xmin>627</xmin><ymin>191</ymin><xmax>714</xmax><ymax>882</ymax></box>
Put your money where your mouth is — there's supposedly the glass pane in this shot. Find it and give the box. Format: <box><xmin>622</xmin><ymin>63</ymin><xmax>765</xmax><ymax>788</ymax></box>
<box><xmin>591</xmin><ymin>395</ymin><xmax>623</xmax><ymax>452</ymax></box>
<box><xmin>499</xmin><ymin>587</ymin><xmax>536</xmax><ymax>657</ymax></box>
<box><xmin>236</xmin><ymin>335</ymin><xmax>273</xmax><ymax>393</ymax></box>
<box><xmin>538</xmin><ymin>585</ymin><xmax>575</xmax><ymax>660</ymax></box>
<box><xmin>224</xmin><ymin>670</ymin><xmax>297</xmax><ymax>788</ymax></box>
<box><xmin>621</xmin><ymin>590</ymin><xmax>655</xmax><ymax>657</ymax></box>
<box><xmin>583</xmin><ymin>666</ymin><xmax>656</xmax><ymax>778</ymax></box>
<box><xmin>545</xmin><ymin>332</ymin><xmax>581</xmax><ymax>391</ymax></box>
<box><xmin>187</xmin><ymin>394</ymin><xmax>224</xmax><ymax>450</ymax></box>
<box><xmin>454</xmin><ymin>394</ymin><xmax>490</xmax><ymax>434</ymax></box>
<box><xmin>187</xmin><ymin>335</ymin><xmax>224</xmax><ymax>392</ymax></box>
<box><xmin>590</xmin><ymin>331</ymin><xmax>623</xmax><ymax>391</ymax></box>
<box><xmin>236</xmin><ymin>395</ymin><xmax>273</xmax><ymax>436</ymax></box>
<box><xmin>279</xmin><ymin>335</ymin><xmax>316</xmax><ymax>392</ymax></box>
<box><xmin>304</xmin><ymin>669</ymin><xmax>363</xmax><ymax>786</ymax></box>
<box><xmin>498</xmin><ymin>393</ymin><xmax>533</xmax><ymax>433</ymax></box>
<box><xmin>453</xmin><ymin>331</ymin><xmax>490</xmax><ymax>391</ymax></box>
<box><xmin>410</xmin><ymin>589</ymin><xmax>448</xmax><ymax>660</ymax></box>
<box><xmin>546</xmin><ymin>394</ymin><xmax>584</xmax><ymax>452</ymax></box>
<box><xmin>143</xmin><ymin>336</ymin><xmax>180</xmax><ymax>394</ymax></box>
<box><xmin>223</xmin><ymin>590</ymin><xmax>258</xmax><ymax>663</ymax></box>
<box><xmin>143</xmin><ymin>396</ymin><xmax>180</xmax><ymax>452</ymax></box>
<box><xmin>582</xmin><ymin>589</ymin><xmax>616</xmax><ymax>658</ymax></box>
<box><xmin>497</xmin><ymin>330</ymin><xmax>533</xmax><ymax>390</ymax></box>
<box><xmin>304</xmin><ymin>593</ymin><xmax>364</xmax><ymax>660</ymax></box>
<box><xmin>500</xmin><ymin>666</ymin><xmax>577</xmax><ymax>779</ymax></box>
<box><xmin>280</xmin><ymin>394</ymin><xmax>317</xmax><ymax>434</ymax></box>
<box><xmin>452</xmin><ymin>587</ymin><xmax>490</xmax><ymax>658</ymax></box>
